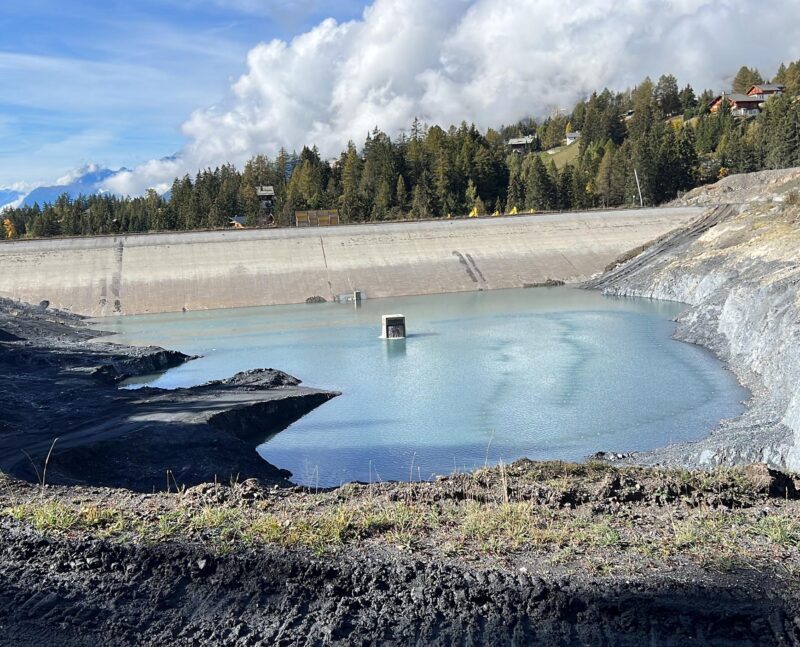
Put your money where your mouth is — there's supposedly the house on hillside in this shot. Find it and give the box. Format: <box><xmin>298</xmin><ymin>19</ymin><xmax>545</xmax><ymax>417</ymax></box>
<box><xmin>229</xmin><ymin>215</ymin><xmax>246</xmax><ymax>229</ymax></box>
<box><xmin>709</xmin><ymin>93</ymin><xmax>762</xmax><ymax>117</ymax></box>
<box><xmin>256</xmin><ymin>185</ymin><xmax>275</xmax><ymax>212</ymax></box>
<box><xmin>747</xmin><ymin>84</ymin><xmax>785</xmax><ymax>101</ymax></box>
<box><xmin>507</xmin><ymin>135</ymin><xmax>537</xmax><ymax>154</ymax></box>
<box><xmin>565</xmin><ymin>132</ymin><xmax>580</xmax><ymax>146</ymax></box>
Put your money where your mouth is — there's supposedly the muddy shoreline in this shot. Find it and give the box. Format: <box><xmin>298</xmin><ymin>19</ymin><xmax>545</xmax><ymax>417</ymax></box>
<box><xmin>587</xmin><ymin>191</ymin><xmax>800</xmax><ymax>470</ymax></box>
<box><xmin>0</xmin><ymin>297</ymin><xmax>338</xmax><ymax>491</ymax></box>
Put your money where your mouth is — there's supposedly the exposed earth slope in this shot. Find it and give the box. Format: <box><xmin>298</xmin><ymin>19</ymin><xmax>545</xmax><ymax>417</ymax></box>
<box><xmin>588</xmin><ymin>168</ymin><xmax>800</xmax><ymax>470</ymax></box>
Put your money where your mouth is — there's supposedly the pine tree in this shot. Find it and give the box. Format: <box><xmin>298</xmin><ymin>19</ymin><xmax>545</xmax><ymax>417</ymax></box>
<box><xmin>558</xmin><ymin>165</ymin><xmax>575</xmax><ymax>210</ymax></box>
<box><xmin>524</xmin><ymin>156</ymin><xmax>557</xmax><ymax>211</ymax></box>
<box><xmin>732</xmin><ymin>66</ymin><xmax>764</xmax><ymax>94</ymax></box>
<box><xmin>465</xmin><ymin>178</ymin><xmax>478</xmax><ymax>211</ymax></box>
<box><xmin>655</xmin><ymin>74</ymin><xmax>681</xmax><ymax>116</ymax></box>
<box><xmin>506</xmin><ymin>171</ymin><xmax>524</xmax><ymax>211</ymax></box>
<box><xmin>340</xmin><ymin>142</ymin><xmax>363</xmax><ymax>222</ymax></box>
<box><xmin>767</xmin><ymin>97</ymin><xmax>800</xmax><ymax>168</ymax></box>
<box><xmin>595</xmin><ymin>143</ymin><xmax>615</xmax><ymax>206</ymax></box>
<box><xmin>371</xmin><ymin>180</ymin><xmax>392</xmax><ymax>220</ymax></box>
<box><xmin>395</xmin><ymin>175</ymin><xmax>408</xmax><ymax>215</ymax></box>
<box><xmin>411</xmin><ymin>173</ymin><xmax>434</xmax><ymax>219</ymax></box>
<box><xmin>678</xmin><ymin>84</ymin><xmax>697</xmax><ymax>114</ymax></box>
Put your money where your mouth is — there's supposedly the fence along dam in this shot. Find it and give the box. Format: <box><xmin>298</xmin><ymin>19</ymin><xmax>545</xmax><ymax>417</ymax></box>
<box><xmin>0</xmin><ymin>207</ymin><xmax>703</xmax><ymax>316</ymax></box>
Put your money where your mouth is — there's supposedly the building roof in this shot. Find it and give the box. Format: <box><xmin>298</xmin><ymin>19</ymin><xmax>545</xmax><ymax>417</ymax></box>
<box><xmin>711</xmin><ymin>93</ymin><xmax>762</xmax><ymax>105</ymax></box>
<box><xmin>566</xmin><ymin>132</ymin><xmax>580</xmax><ymax>138</ymax></box>
<box><xmin>749</xmin><ymin>83</ymin><xmax>785</xmax><ymax>93</ymax></box>
<box><xmin>256</xmin><ymin>185</ymin><xmax>275</xmax><ymax>197</ymax></box>
<box><xmin>508</xmin><ymin>135</ymin><xmax>536</xmax><ymax>146</ymax></box>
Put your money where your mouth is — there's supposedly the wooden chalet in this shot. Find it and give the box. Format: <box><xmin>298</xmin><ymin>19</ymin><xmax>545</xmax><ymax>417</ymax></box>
<box><xmin>747</xmin><ymin>84</ymin><xmax>785</xmax><ymax>101</ymax></box>
<box><xmin>709</xmin><ymin>93</ymin><xmax>762</xmax><ymax>117</ymax></box>
<box><xmin>256</xmin><ymin>185</ymin><xmax>275</xmax><ymax>211</ymax></box>
<box><xmin>507</xmin><ymin>135</ymin><xmax>537</xmax><ymax>153</ymax></box>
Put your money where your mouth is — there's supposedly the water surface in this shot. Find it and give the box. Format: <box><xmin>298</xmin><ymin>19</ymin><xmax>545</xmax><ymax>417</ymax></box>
<box><xmin>95</xmin><ymin>288</ymin><xmax>746</xmax><ymax>486</ymax></box>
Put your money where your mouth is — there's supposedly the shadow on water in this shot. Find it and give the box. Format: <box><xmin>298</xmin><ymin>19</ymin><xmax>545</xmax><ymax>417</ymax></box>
<box><xmin>121</xmin><ymin>370</ymin><xmax>172</xmax><ymax>389</ymax></box>
<box><xmin>260</xmin><ymin>438</ymin><xmax>586</xmax><ymax>486</ymax></box>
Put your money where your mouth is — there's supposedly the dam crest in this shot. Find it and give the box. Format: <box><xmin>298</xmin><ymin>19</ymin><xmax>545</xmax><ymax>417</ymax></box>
<box><xmin>0</xmin><ymin>208</ymin><xmax>702</xmax><ymax>316</ymax></box>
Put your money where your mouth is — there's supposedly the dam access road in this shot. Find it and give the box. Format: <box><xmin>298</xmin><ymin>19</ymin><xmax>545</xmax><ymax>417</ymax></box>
<box><xmin>0</xmin><ymin>207</ymin><xmax>701</xmax><ymax>316</ymax></box>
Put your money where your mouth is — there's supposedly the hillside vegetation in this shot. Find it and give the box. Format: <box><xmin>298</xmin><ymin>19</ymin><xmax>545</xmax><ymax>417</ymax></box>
<box><xmin>3</xmin><ymin>62</ymin><xmax>800</xmax><ymax>239</ymax></box>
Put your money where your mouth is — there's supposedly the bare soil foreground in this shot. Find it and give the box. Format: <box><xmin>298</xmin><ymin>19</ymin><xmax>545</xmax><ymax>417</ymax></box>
<box><xmin>1</xmin><ymin>462</ymin><xmax>800</xmax><ymax>645</ymax></box>
<box><xmin>1</xmin><ymin>169</ymin><xmax>800</xmax><ymax>645</ymax></box>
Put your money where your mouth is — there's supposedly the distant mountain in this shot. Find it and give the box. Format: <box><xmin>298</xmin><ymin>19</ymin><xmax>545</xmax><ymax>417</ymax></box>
<box><xmin>19</xmin><ymin>165</ymin><xmax>124</xmax><ymax>208</ymax></box>
<box><xmin>0</xmin><ymin>188</ymin><xmax>25</xmax><ymax>211</ymax></box>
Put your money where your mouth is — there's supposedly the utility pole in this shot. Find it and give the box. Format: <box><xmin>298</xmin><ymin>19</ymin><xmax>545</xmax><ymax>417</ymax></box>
<box><xmin>634</xmin><ymin>168</ymin><xmax>644</xmax><ymax>207</ymax></box>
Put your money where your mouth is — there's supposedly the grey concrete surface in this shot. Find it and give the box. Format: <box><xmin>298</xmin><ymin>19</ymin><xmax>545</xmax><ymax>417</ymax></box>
<box><xmin>0</xmin><ymin>208</ymin><xmax>703</xmax><ymax>315</ymax></box>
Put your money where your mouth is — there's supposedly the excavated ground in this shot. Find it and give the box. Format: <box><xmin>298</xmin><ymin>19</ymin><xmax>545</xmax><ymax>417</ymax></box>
<box><xmin>589</xmin><ymin>170</ymin><xmax>800</xmax><ymax>471</ymax></box>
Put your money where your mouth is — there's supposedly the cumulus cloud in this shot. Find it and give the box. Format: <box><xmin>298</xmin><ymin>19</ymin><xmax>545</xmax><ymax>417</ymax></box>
<box><xmin>106</xmin><ymin>0</ymin><xmax>800</xmax><ymax>195</ymax></box>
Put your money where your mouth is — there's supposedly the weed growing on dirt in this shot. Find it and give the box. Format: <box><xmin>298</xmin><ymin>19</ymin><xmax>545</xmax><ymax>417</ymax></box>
<box><xmin>2</xmin><ymin>461</ymin><xmax>800</xmax><ymax>574</ymax></box>
<box><xmin>754</xmin><ymin>516</ymin><xmax>800</xmax><ymax>548</ymax></box>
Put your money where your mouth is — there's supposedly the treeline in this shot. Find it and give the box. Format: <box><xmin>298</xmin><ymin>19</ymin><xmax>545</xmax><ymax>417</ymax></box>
<box><xmin>4</xmin><ymin>61</ymin><xmax>800</xmax><ymax>239</ymax></box>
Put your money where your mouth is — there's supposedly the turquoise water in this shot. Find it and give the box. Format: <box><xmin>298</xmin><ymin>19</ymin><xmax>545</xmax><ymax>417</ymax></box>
<box><xmin>95</xmin><ymin>288</ymin><xmax>747</xmax><ymax>487</ymax></box>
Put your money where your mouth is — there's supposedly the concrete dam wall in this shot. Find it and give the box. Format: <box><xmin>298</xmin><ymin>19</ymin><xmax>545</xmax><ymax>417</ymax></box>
<box><xmin>0</xmin><ymin>208</ymin><xmax>703</xmax><ymax>316</ymax></box>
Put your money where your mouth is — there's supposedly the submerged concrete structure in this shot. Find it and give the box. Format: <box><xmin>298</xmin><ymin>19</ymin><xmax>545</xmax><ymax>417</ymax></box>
<box><xmin>381</xmin><ymin>314</ymin><xmax>406</xmax><ymax>339</ymax></box>
<box><xmin>0</xmin><ymin>208</ymin><xmax>702</xmax><ymax>316</ymax></box>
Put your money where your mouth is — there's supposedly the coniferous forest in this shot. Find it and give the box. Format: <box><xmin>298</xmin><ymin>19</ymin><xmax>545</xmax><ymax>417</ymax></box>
<box><xmin>4</xmin><ymin>62</ymin><xmax>800</xmax><ymax>239</ymax></box>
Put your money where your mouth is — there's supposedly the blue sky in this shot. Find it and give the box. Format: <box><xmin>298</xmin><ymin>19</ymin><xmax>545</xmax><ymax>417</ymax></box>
<box><xmin>0</xmin><ymin>0</ymin><xmax>367</xmax><ymax>187</ymax></box>
<box><xmin>3</xmin><ymin>0</ymin><xmax>800</xmax><ymax>194</ymax></box>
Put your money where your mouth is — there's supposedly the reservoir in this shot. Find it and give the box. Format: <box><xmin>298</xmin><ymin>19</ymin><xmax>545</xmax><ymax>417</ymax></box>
<box><xmin>96</xmin><ymin>287</ymin><xmax>747</xmax><ymax>487</ymax></box>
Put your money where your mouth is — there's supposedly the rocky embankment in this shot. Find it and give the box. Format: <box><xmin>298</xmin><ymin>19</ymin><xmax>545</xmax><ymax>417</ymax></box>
<box><xmin>588</xmin><ymin>167</ymin><xmax>800</xmax><ymax>469</ymax></box>
<box><xmin>0</xmin><ymin>298</ymin><xmax>338</xmax><ymax>490</ymax></box>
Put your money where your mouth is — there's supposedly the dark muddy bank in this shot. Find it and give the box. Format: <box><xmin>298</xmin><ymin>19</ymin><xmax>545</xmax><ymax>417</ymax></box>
<box><xmin>0</xmin><ymin>297</ymin><xmax>337</xmax><ymax>491</ymax></box>
<box><xmin>1</xmin><ymin>523</ymin><xmax>796</xmax><ymax>647</ymax></box>
<box><xmin>2</xmin><ymin>460</ymin><xmax>800</xmax><ymax>646</ymax></box>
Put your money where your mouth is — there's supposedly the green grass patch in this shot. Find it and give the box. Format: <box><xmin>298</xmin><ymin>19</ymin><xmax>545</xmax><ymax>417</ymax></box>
<box><xmin>539</xmin><ymin>144</ymin><xmax>580</xmax><ymax>169</ymax></box>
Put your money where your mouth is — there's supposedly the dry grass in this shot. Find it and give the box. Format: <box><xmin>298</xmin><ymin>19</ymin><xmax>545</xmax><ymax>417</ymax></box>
<box><xmin>3</xmin><ymin>461</ymin><xmax>800</xmax><ymax>574</ymax></box>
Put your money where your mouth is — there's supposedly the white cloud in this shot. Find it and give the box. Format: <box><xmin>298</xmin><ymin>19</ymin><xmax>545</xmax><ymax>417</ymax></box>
<box><xmin>53</xmin><ymin>163</ymin><xmax>103</xmax><ymax>186</ymax></box>
<box><xmin>106</xmin><ymin>0</ymin><xmax>800</xmax><ymax>195</ymax></box>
